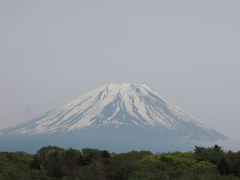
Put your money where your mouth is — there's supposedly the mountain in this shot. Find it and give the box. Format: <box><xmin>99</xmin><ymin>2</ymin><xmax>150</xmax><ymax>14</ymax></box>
<box><xmin>0</xmin><ymin>83</ymin><xmax>227</xmax><ymax>153</ymax></box>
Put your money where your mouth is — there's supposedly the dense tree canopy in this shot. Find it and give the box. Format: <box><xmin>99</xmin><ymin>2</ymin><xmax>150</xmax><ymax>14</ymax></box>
<box><xmin>0</xmin><ymin>145</ymin><xmax>239</xmax><ymax>179</ymax></box>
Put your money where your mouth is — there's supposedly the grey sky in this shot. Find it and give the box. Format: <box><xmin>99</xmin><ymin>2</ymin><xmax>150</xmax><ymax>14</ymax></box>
<box><xmin>0</xmin><ymin>0</ymin><xmax>240</xmax><ymax>139</ymax></box>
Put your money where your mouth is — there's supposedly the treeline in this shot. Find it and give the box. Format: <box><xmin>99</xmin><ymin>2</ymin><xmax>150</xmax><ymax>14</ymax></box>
<box><xmin>0</xmin><ymin>145</ymin><xmax>240</xmax><ymax>180</ymax></box>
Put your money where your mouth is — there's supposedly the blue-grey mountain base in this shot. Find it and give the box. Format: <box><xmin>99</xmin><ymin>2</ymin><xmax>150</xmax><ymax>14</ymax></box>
<box><xmin>0</xmin><ymin>83</ymin><xmax>227</xmax><ymax>153</ymax></box>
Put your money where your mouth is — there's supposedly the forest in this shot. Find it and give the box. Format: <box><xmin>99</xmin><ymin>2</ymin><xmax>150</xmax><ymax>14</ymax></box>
<box><xmin>0</xmin><ymin>145</ymin><xmax>240</xmax><ymax>180</ymax></box>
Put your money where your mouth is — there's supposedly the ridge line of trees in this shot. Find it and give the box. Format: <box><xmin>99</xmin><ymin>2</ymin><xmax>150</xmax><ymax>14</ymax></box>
<box><xmin>0</xmin><ymin>145</ymin><xmax>240</xmax><ymax>179</ymax></box>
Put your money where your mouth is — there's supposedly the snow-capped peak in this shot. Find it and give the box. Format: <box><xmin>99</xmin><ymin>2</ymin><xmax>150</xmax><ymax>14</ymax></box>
<box><xmin>0</xmin><ymin>83</ymin><xmax>218</xmax><ymax>137</ymax></box>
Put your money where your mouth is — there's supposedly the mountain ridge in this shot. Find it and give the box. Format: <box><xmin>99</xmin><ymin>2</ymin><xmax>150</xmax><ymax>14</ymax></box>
<box><xmin>0</xmin><ymin>83</ymin><xmax>227</xmax><ymax>152</ymax></box>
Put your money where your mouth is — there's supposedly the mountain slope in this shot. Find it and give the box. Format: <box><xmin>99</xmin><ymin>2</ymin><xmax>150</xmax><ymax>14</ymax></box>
<box><xmin>0</xmin><ymin>83</ymin><xmax>226</xmax><ymax>152</ymax></box>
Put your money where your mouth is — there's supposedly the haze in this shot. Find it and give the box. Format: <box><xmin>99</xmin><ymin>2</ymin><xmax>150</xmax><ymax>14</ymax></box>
<box><xmin>0</xmin><ymin>0</ymin><xmax>240</xmax><ymax>144</ymax></box>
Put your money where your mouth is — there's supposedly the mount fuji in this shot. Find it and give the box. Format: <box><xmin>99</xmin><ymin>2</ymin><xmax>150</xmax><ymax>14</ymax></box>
<box><xmin>0</xmin><ymin>83</ymin><xmax>226</xmax><ymax>153</ymax></box>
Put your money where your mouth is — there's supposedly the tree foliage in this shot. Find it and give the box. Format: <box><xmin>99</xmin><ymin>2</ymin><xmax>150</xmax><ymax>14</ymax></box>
<box><xmin>0</xmin><ymin>145</ymin><xmax>239</xmax><ymax>179</ymax></box>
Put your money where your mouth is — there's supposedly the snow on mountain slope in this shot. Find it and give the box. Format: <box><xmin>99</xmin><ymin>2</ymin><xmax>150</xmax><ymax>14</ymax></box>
<box><xmin>0</xmin><ymin>83</ymin><xmax>224</xmax><ymax>141</ymax></box>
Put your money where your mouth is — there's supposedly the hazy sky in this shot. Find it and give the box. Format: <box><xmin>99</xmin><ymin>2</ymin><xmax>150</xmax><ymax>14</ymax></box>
<box><xmin>0</xmin><ymin>0</ymin><xmax>240</xmax><ymax>139</ymax></box>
